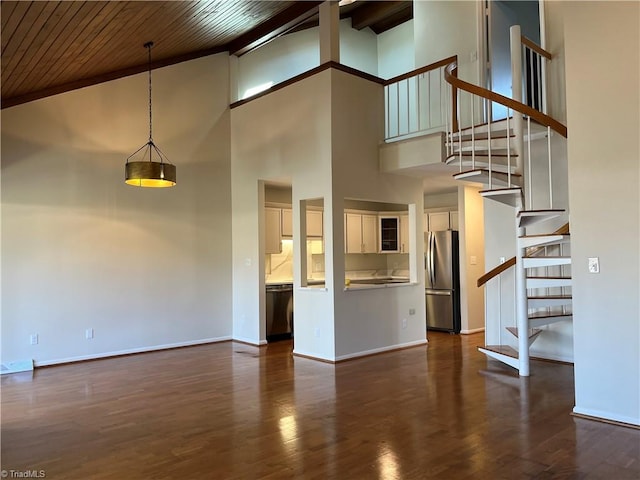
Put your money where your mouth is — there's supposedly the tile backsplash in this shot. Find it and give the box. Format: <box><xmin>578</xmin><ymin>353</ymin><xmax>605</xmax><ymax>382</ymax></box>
<box><xmin>266</xmin><ymin>240</ymin><xmax>411</xmax><ymax>283</ymax></box>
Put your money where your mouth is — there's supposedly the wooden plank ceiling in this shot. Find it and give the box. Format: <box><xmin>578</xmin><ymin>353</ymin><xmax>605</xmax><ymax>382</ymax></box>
<box><xmin>1</xmin><ymin>1</ymin><xmax>412</xmax><ymax>109</ymax></box>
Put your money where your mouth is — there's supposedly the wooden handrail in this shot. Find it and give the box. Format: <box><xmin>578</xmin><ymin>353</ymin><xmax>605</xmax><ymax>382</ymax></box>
<box><xmin>521</xmin><ymin>35</ymin><xmax>552</xmax><ymax>60</ymax></box>
<box><xmin>383</xmin><ymin>55</ymin><xmax>457</xmax><ymax>86</ymax></box>
<box><xmin>444</xmin><ymin>61</ymin><xmax>567</xmax><ymax>138</ymax></box>
<box><xmin>477</xmin><ymin>257</ymin><xmax>516</xmax><ymax>287</ymax></box>
<box><xmin>477</xmin><ymin>223</ymin><xmax>570</xmax><ymax>287</ymax></box>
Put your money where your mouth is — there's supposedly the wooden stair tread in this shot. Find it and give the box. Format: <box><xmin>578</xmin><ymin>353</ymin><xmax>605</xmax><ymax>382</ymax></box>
<box><xmin>517</xmin><ymin>209</ymin><xmax>566</xmax><ymax>228</ymax></box>
<box><xmin>528</xmin><ymin>295</ymin><xmax>572</xmax><ymax>300</ymax></box>
<box><xmin>523</xmin><ymin>255</ymin><xmax>569</xmax><ymax>258</ymax></box>
<box><xmin>520</xmin><ymin>233</ymin><xmax>571</xmax><ymax>238</ymax></box>
<box><xmin>527</xmin><ymin>275</ymin><xmax>571</xmax><ymax>279</ymax></box>
<box><xmin>449</xmin><ymin>131</ymin><xmax>515</xmax><ymax>142</ymax></box>
<box><xmin>505</xmin><ymin>326</ymin><xmax>543</xmax><ymax>339</ymax></box>
<box><xmin>455</xmin><ymin>169</ymin><xmax>521</xmax><ymax>177</ymax></box>
<box><xmin>480</xmin><ymin>345</ymin><xmax>518</xmax><ymax>358</ymax></box>
<box><xmin>480</xmin><ymin>187</ymin><xmax>523</xmax><ymax>207</ymax></box>
<box><xmin>528</xmin><ymin>311</ymin><xmax>573</xmax><ymax>320</ymax></box>
<box><xmin>518</xmin><ymin>209</ymin><xmax>565</xmax><ymax>214</ymax></box>
<box><xmin>447</xmin><ymin>151</ymin><xmax>517</xmax><ymax>157</ymax></box>
<box><xmin>480</xmin><ymin>187</ymin><xmax>522</xmax><ymax>193</ymax></box>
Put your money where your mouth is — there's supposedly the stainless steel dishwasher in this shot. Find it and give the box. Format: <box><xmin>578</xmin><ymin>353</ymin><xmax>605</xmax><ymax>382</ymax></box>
<box><xmin>266</xmin><ymin>283</ymin><xmax>293</xmax><ymax>342</ymax></box>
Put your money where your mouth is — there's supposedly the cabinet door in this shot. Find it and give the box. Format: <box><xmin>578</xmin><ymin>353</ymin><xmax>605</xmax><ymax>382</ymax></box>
<box><xmin>379</xmin><ymin>216</ymin><xmax>400</xmax><ymax>252</ymax></box>
<box><xmin>345</xmin><ymin>213</ymin><xmax>363</xmax><ymax>253</ymax></box>
<box><xmin>361</xmin><ymin>214</ymin><xmax>378</xmax><ymax>253</ymax></box>
<box><xmin>449</xmin><ymin>211</ymin><xmax>459</xmax><ymax>230</ymax></box>
<box><xmin>400</xmin><ymin>214</ymin><xmax>410</xmax><ymax>253</ymax></box>
<box><xmin>428</xmin><ymin>212</ymin><xmax>450</xmax><ymax>232</ymax></box>
<box><xmin>281</xmin><ymin>208</ymin><xmax>293</xmax><ymax>237</ymax></box>
<box><xmin>306</xmin><ymin>210</ymin><xmax>323</xmax><ymax>237</ymax></box>
<box><xmin>265</xmin><ymin>208</ymin><xmax>282</xmax><ymax>254</ymax></box>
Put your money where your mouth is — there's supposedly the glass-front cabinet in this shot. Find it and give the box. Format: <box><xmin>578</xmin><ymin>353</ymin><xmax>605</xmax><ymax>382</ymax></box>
<box><xmin>379</xmin><ymin>216</ymin><xmax>400</xmax><ymax>253</ymax></box>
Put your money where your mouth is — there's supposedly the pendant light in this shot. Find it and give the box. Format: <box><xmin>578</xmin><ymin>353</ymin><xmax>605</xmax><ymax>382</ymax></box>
<box><xmin>125</xmin><ymin>41</ymin><xmax>176</xmax><ymax>187</ymax></box>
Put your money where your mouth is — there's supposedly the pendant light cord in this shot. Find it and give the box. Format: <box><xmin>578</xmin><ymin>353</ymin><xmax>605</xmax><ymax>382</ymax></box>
<box><xmin>145</xmin><ymin>41</ymin><xmax>154</xmax><ymax>144</ymax></box>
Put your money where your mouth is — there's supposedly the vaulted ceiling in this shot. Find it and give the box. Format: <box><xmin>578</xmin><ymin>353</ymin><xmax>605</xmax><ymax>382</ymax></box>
<box><xmin>1</xmin><ymin>0</ymin><xmax>412</xmax><ymax>109</ymax></box>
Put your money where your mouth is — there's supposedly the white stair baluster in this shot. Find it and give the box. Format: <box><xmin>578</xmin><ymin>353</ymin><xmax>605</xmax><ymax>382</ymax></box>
<box><xmin>548</xmin><ymin>125</ymin><xmax>553</xmax><ymax>208</ymax></box>
<box><xmin>527</xmin><ymin>116</ymin><xmax>532</xmax><ymax>209</ymax></box>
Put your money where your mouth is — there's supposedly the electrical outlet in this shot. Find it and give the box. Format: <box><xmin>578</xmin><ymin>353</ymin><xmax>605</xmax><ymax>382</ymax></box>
<box><xmin>29</xmin><ymin>334</ymin><xmax>38</xmax><ymax>345</ymax></box>
<box><xmin>470</xmin><ymin>255</ymin><xmax>477</xmax><ymax>265</ymax></box>
<box><xmin>402</xmin><ymin>318</ymin><xmax>407</xmax><ymax>329</ymax></box>
<box><xmin>588</xmin><ymin>257</ymin><xmax>600</xmax><ymax>273</ymax></box>
<box><xmin>499</xmin><ymin>256</ymin><xmax>506</xmax><ymax>264</ymax></box>
<box><xmin>409</xmin><ymin>308</ymin><xmax>416</xmax><ymax>315</ymax></box>
<box><xmin>85</xmin><ymin>328</ymin><xmax>94</xmax><ymax>340</ymax></box>
<box><xmin>314</xmin><ymin>327</ymin><xmax>320</xmax><ymax>338</ymax></box>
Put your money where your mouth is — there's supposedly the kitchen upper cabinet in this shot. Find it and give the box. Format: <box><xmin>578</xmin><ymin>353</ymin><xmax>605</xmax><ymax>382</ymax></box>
<box><xmin>428</xmin><ymin>211</ymin><xmax>450</xmax><ymax>232</ymax></box>
<box><xmin>265</xmin><ymin>207</ymin><xmax>282</xmax><ymax>254</ymax></box>
<box><xmin>281</xmin><ymin>208</ymin><xmax>293</xmax><ymax>237</ymax></box>
<box><xmin>449</xmin><ymin>211</ymin><xmax>459</xmax><ymax>230</ymax></box>
<box><xmin>361</xmin><ymin>214</ymin><xmax>378</xmax><ymax>253</ymax></box>
<box><xmin>379</xmin><ymin>216</ymin><xmax>400</xmax><ymax>252</ymax></box>
<box><xmin>399</xmin><ymin>214</ymin><xmax>410</xmax><ymax>253</ymax></box>
<box><xmin>345</xmin><ymin>213</ymin><xmax>377</xmax><ymax>253</ymax></box>
<box><xmin>307</xmin><ymin>210</ymin><xmax>323</xmax><ymax>238</ymax></box>
<box><xmin>276</xmin><ymin>208</ymin><xmax>322</xmax><ymax>238</ymax></box>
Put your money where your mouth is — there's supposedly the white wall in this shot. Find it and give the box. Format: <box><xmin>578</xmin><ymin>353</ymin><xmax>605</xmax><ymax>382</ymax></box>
<box><xmin>236</xmin><ymin>28</ymin><xmax>320</xmax><ymax>101</ymax></box>
<box><xmin>231</xmin><ymin>67</ymin><xmax>426</xmax><ymax>361</ymax></box>
<box><xmin>1</xmin><ymin>55</ymin><xmax>233</xmax><ymax>365</ymax></box>
<box><xmin>230</xmin><ymin>70</ymin><xmax>335</xmax><ymax>358</ymax></box>
<box><xmin>414</xmin><ymin>0</ymin><xmax>481</xmax><ymax>84</ymax></box>
<box><xmin>236</xmin><ymin>17</ymin><xmax>381</xmax><ymax>103</ymax></box>
<box><xmin>458</xmin><ymin>186</ymin><xmax>485</xmax><ymax>333</ymax></box>
<box><xmin>424</xmin><ymin>192</ymin><xmax>458</xmax><ymax>209</ymax></box>
<box><xmin>330</xmin><ymin>69</ymin><xmax>426</xmax><ymax>358</ymax></box>
<box><xmin>378</xmin><ymin>20</ymin><xmax>415</xmax><ymax>79</ymax></box>
<box><xmin>340</xmin><ymin>19</ymin><xmax>378</xmax><ymax>76</ymax></box>
<box><xmin>563</xmin><ymin>1</ymin><xmax>640</xmax><ymax>426</ymax></box>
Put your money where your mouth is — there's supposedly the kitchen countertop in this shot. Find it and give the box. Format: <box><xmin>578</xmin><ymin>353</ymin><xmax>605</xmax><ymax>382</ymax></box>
<box><xmin>266</xmin><ymin>276</ymin><xmax>412</xmax><ymax>290</ymax></box>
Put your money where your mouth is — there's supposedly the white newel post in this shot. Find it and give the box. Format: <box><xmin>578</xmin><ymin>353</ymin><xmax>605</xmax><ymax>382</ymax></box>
<box><xmin>510</xmin><ymin>26</ymin><xmax>525</xmax><ymax>194</ymax></box>
<box><xmin>515</xmin><ymin>219</ymin><xmax>530</xmax><ymax>377</ymax></box>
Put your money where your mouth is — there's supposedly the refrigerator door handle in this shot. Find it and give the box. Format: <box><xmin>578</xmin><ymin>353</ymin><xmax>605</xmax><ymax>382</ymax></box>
<box><xmin>426</xmin><ymin>232</ymin><xmax>431</xmax><ymax>287</ymax></box>
<box><xmin>430</xmin><ymin>232</ymin><xmax>436</xmax><ymax>286</ymax></box>
<box><xmin>425</xmin><ymin>289</ymin><xmax>452</xmax><ymax>296</ymax></box>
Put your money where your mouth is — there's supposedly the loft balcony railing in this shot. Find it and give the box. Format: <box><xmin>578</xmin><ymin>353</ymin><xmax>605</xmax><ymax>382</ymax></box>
<box><xmin>383</xmin><ymin>56</ymin><xmax>457</xmax><ymax>141</ymax></box>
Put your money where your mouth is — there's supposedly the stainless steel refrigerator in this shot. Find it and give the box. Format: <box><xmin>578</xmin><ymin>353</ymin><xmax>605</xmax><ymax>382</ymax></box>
<box><xmin>425</xmin><ymin>230</ymin><xmax>461</xmax><ymax>333</ymax></box>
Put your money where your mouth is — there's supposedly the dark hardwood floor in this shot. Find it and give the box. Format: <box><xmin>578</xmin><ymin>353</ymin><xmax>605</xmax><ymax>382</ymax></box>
<box><xmin>1</xmin><ymin>332</ymin><xmax>639</xmax><ymax>479</ymax></box>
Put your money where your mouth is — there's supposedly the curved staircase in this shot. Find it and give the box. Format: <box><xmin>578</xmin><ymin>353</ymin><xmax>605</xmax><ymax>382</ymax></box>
<box><xmin>443</xmin><ymin>26</ymin><xmax>571</xmax><ymax>376</ymax></box>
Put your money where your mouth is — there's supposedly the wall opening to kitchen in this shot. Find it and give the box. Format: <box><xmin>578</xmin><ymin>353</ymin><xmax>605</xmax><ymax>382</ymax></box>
<box><xmin>343</xmin><ymin>199</ymin><xmax>412</xmax><ymax>287</ymax></box>
<box><xmin>300</xmin><ymin>197</ymin><xmax>325</xmax><ymax>288</ymax></box>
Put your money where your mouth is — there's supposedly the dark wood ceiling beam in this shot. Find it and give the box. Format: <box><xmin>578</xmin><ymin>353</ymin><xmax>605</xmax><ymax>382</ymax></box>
<box><xmin>226</xmin><ymin>1</ymin><xmax>323</xmax><ymax>57</ymax></box>
<box><xmin>350</xmin><ymin>1</ymin><xmax>410</xmax><ymax>31</ymax></box>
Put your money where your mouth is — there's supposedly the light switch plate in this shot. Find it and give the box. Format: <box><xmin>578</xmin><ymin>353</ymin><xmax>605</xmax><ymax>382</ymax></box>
<box><xmin>588</xmin><ymin>257</ymin><xmax>600</xmax><ymax>273</ymax></box>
